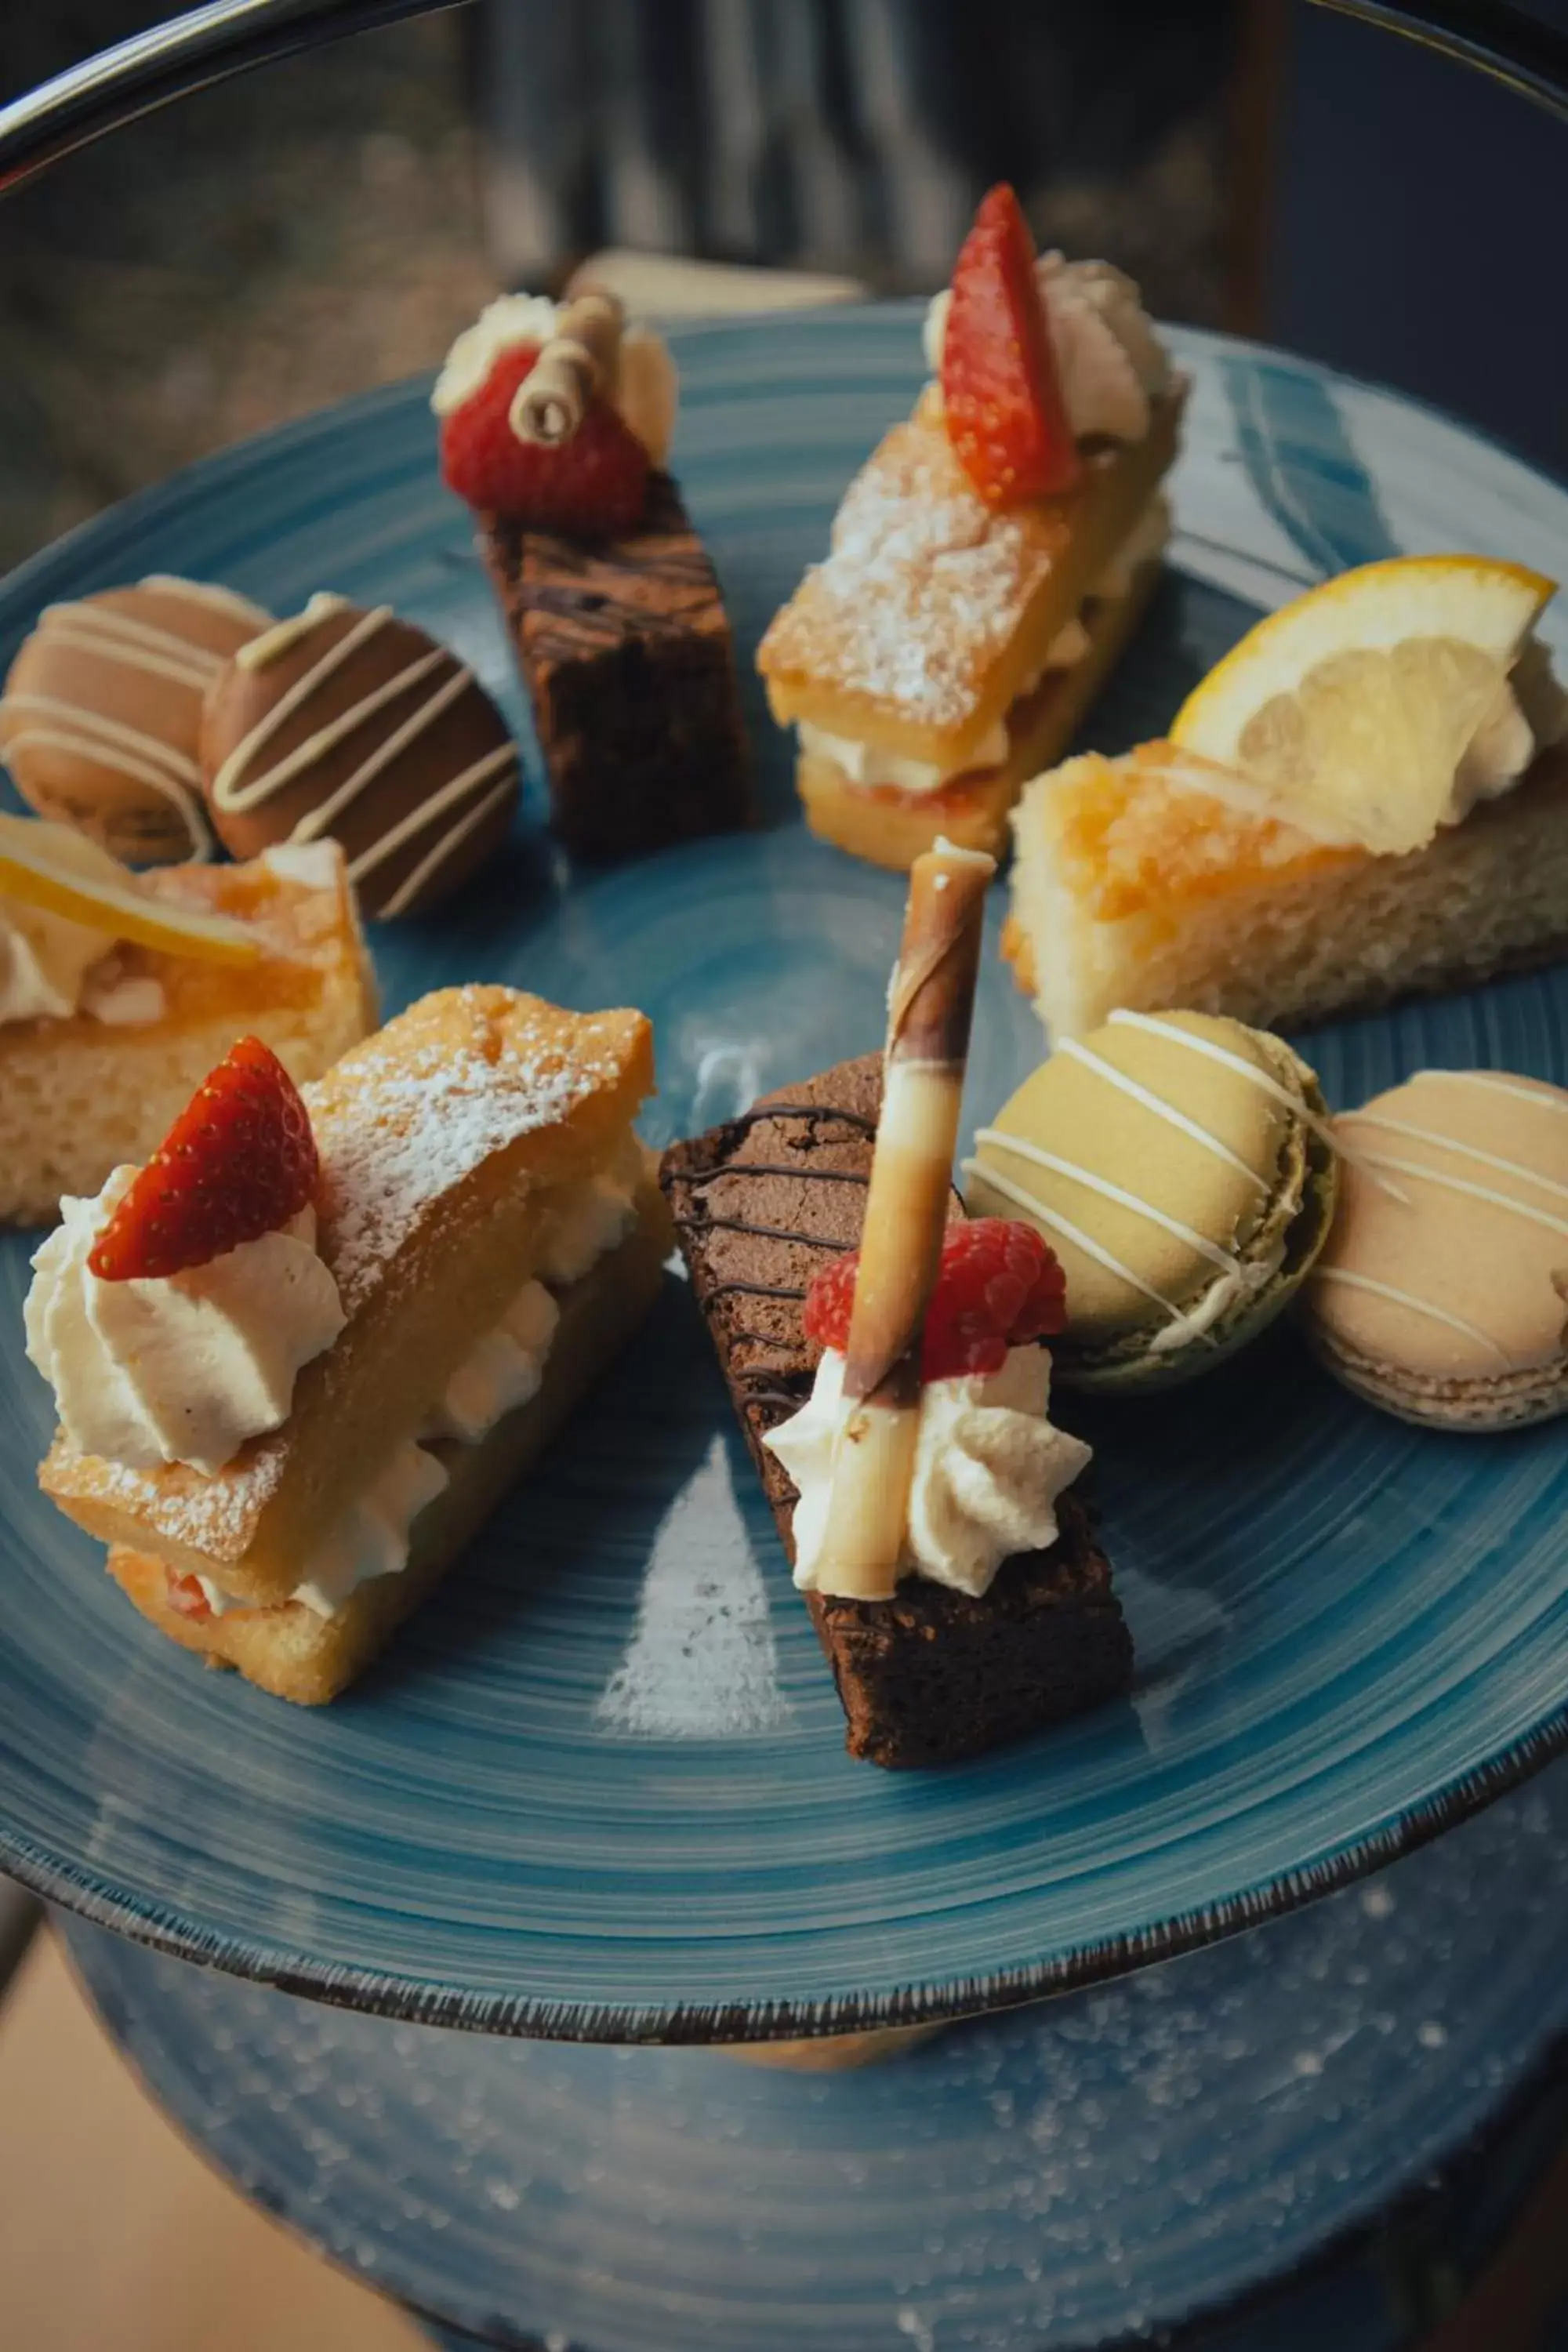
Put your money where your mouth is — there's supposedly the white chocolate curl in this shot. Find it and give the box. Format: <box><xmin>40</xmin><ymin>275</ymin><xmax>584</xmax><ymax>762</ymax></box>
<box><xmin>813</xmin><ymin>838</ymin><xmax>996</xmax><ymax>1599</ymax></box>
<box><xmin>509</xmin><ymin>291</ymin><xmax>626</xmax><ymax>448</ymax></box>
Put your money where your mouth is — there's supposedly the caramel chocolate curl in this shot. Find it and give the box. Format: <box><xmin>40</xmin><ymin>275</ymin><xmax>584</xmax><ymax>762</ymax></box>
<box><xmin>509</xmin><ymin>291</ymin><xmax>626</xmax><ymax>447</ymax></box>
<box><xmin>815</xmin><ymin>839</ymin><xmax>995</xmax><ymax>1599</ymax></box>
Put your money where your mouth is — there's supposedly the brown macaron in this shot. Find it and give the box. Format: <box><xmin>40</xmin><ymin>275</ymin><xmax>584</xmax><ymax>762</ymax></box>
<box><xmin>1302</xmin><ymin>1068</ymin><xmax>1568</xmax><ymax>1430</ymax></box>
<box><xmin>0</xmin><ymin>575</ymin><xmax>273</xmax><ymax>863</ymax></box>
<box><xmin>199</xmin><ymin>594</ymin><xmax>520</xmax><ymax>918</ymax></box>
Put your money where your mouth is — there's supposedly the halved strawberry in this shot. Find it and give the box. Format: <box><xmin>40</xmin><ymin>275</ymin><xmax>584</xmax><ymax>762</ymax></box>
<box><xmin>89</xmin><ymin>1036</ymin><xmax>320</xmax><ymax>1283</ymax></box>
<box><xmin>165</xmin><ymin>1572</ymin><xmax>213</xmax><ymax>1623</ymax></box>
<box><xmin>439</xmin><ymin>342</ymin><xmax>651</xmax><ymax>536</ymax></box>
<box><xmin>941</xmin><ymin>183</ymin><xmax>1079</xmax><ymax>507</ymax></box>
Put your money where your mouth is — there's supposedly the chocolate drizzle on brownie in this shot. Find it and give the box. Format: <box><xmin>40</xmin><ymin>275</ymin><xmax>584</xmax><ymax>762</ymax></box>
<box><xmin>661</xmin><ymin>1055</ymin><xmax>1134</xmax><ymax>1766</ymax></box>
<box><xmin>662</xmin><ymin>1062</ymin><xmax>900</xmax><ymax>1459</ymax></box>
<box><xmin>481</xmin><ymin>472</ymin><xmax>752</xmax><ymax>858</ymax></box>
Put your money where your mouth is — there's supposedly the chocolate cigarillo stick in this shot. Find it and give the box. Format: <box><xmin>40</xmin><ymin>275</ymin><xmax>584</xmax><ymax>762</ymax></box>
<box><xmin>509</xmin><ymin>290</ymin><xmax>626</xmax><ymax>448</ymax></box>
<box><xmin>815</xmin><ymin>837</ymin><xmax>996</xmax><ymax>1599</ymax></box>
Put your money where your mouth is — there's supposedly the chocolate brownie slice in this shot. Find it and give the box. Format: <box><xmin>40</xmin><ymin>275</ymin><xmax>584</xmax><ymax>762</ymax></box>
<box><xmin>660</xmin><ymin>1056</ymin><xmax>1132</xmax><ymax>1767</ymax></box>
<box><xmin>481</xmin><ymin>474</ymin><xmax>751</xmax><ymax>861</ymax></box>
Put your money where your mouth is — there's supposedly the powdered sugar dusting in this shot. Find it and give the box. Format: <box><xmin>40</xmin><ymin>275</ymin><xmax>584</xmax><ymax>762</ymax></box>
<box><xmin>85</xmin><ymin>1441</ymin><xmax>288</xmax><ymax>1554</ymax></box>
<box><xmin>45</xmin><ymin>987</ymin><xmax>643</xmax><ymax>1565</ymax></box>
<box><xmin>306</xmin><ymin>985</ymin><xmax>635</xmax><ymax>1317</ymax></box>
<box><xmin>760</xmin><ymin>419</ymin><xmax>1068</xmax><ymax>731</ymax></box>
<box><xmin>317</xmin><ymin>1047</ymin><xmax>585</xmax><ymax>1316</ymax></box>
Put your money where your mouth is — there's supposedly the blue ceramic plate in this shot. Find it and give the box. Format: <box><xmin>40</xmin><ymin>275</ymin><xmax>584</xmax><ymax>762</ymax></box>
<box><xmin>2</xmin><ymin>311</ymin><xmax>1567</xmax><ymax>2038</ymax></box>
<box><xmin>59</xmin><ymin>1761</ymin><xmax>1568</xmax><ymax>2351</ymax></box>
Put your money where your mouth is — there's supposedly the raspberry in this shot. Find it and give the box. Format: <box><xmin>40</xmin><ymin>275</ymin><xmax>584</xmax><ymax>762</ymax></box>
<box><xmin>941</xmin><ymin>183</ymin><xmax>1079</xmax><ymax>508</ymax></box>
<box><xmin>802</xmin><ymin>1218</ymin><xmax>1067</xmax><ymax>1382</ymax></box>
<box><xmin>801</xmin><ymin>1247</ymin><xmax>858</xmax><ymax>1356</ymax></box>
<box><xmin>89</xmin><ymin>1036</ymin><xmax>320</xmax><ymax>1282</ymax></box>
<box><xmin>438</xmin><ymin>343</ymin><xmax>651</xmax><ymax>535</ymax></box>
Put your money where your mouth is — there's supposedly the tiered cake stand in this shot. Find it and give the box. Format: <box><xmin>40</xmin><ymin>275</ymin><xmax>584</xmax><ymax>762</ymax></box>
<box><xmin>2</xmin><ymin>7</ymin><xmax>1568</xmax><ymax>2346</ymax></box>
<box><xmin>56</xmin><ymin>1761</ymin><xmax>1568</xmax><ymax>2349</ymax></box>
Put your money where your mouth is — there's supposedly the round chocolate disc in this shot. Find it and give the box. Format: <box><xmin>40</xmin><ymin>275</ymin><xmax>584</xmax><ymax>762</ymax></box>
<box><xmin>199</xmin><ymin>595</ymin><xmax>520</xmax><ymax>918</ymax></box>
<box><xmin>0</xmin><ymin>575</ymin><xmax>273</xmax><ymax>863</ymax></box>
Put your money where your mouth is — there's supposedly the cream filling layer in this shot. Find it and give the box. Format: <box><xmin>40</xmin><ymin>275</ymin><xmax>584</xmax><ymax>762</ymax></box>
<box><xmin>798</xmin><ymin>498</ymin><xmax>1171</xmax><ymax>798</ymax></box>
<box><xmin>27</xmin><ymin>1183</ymin><xmax>345</xmax><ymax>1476</ymax></box>
<box><xmin>198</xmin><ymin>1439</ymin><xmax>449</xmax><ymax>1620</ymax></box>
<box><xmin>765</xmin><ymin>1345</ymin><xmax>1091</xmax><ymax>1600</ymax></box>
<box><xmin>195</xmin><ymin>1152</ymin><xmax>643</xmax><ymax>1621</ymax></box>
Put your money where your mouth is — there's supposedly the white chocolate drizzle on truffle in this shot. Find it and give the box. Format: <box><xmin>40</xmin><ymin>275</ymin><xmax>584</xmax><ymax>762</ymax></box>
<box><xmin>138</xmin><ymin>575</ymin><xmax>271</xmax><ymax>627</ymax></box>
<box><xmin>209</xmin><ymin>597</ymin><xmax>518</xmax><ymax>917</ymax></box>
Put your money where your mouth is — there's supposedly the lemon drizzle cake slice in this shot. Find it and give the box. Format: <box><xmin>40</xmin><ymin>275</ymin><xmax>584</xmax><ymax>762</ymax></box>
<box><xmin>0</xmin><ymin>832</ymin><xmax>375</xmax><ymax>1225</ymax></box>
<box><xmin>1004</xmin><ymin>739</ymin><xmax>1568</xmax><ymax>1041</ymax></box>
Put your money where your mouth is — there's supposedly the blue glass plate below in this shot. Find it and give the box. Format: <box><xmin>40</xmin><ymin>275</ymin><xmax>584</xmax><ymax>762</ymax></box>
<box><xmin>2</xmin><ymin>310</ymin><xmax>1567</xmax><ymax>2035</ymax></box>
<box><xmin>61</xmin><ymin>1758</ymin><xmax>1568</xmax><ymax>2352</ymax></box>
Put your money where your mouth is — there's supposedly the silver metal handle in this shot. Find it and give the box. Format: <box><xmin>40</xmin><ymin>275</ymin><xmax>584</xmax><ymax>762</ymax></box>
<box><xmin>1</xmin><ymin>0</ymin><xmax>1566</xmax><ymax>199</ymax></box>
<box><xmin>1316</xmin><ymin>0</ymin><xmax>1568</xmax><ymax>118</ymax></box>
<box><xmin>0</xmin><ymin>0</ymin><xmax>469</xmax><ymax>194</ymax></box>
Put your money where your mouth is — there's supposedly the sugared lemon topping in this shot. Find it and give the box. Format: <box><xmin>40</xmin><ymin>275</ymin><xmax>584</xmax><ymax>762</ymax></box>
<box><xmin>1171</xmin><ymin>555</ymin><xmax>1556</xmax><ymax>855</ymax></box>
<box><xmin>1047</xmin><ymin>744</ymin><xmax>1352</xmax><ymax>924</ymax></box>
<box><xmin>0</xmin><ymin>811</ymin><xmax>259</xmax><ymax>964</ymax></box>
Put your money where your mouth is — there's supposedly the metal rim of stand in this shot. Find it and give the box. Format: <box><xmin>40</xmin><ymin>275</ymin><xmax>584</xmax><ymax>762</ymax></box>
<box><xmin>0</xmin><ymin>0</ymin><xmax>1565</xmax><ymax>198</ymax></box>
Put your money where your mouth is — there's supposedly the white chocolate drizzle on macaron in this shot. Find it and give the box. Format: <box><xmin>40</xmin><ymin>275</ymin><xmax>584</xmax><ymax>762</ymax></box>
<box><xmin>965</xmin><ymin>1009</ymin><xmax>1330</xmax><ymax>1362</ymax></box>
<box><xmin>1107</xmin><ymin>1011</ymin><xmax>1388</xmax><ymax>1181</ymax></box>
<box><xmin>1308</xmin><ymin>1068</ymin><xmax>1568</xmax><ymax>1388</ymax></box>
<box><xmin>211</xmin><ymin>597</ymin><xmax>519</xmax><ymax>917</ymax></box>
<box><xmin>964</xmin><ymin>1148</ymin><xmax>1238</xmax><ymax>1346</ymax></box>
<box><xmin>1054</xmin><ymin>1034</ymin><xmax>1269</xmax><ymax>1189</ymax></box>
<box><xmin>1307</xmin><ymin>1267</ymin><xmax>1513</xmax><ymax>1368</ymax></box>
<box><xmin>0</xmin><ymin>695</ymin><xmax>212</xmax><ymax>852</ymax></box>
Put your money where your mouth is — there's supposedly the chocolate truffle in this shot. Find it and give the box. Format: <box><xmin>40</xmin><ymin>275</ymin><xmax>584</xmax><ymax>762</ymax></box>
<box><xmin>199</xmin><ymin>595</ymin><xmax>520</xmax><ymax>919</ymax></box>
<box><xmin>0</xmin><ymin>575</ymin><xmax>272</xmax><ymax>864</ymax></box>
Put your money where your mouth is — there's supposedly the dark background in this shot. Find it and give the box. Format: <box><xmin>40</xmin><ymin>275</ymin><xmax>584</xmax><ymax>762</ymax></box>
<box><xmin>0</xmin><ymin>0</ymin><xmax>1564</xmax><ymax>575</ymax></box>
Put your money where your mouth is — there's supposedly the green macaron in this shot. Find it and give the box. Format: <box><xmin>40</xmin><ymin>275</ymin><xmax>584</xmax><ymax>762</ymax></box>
<box><xmin>965</xmin><ymin>1008</ymin><xmax>1338</xmax><ymax>1392</ymax></box>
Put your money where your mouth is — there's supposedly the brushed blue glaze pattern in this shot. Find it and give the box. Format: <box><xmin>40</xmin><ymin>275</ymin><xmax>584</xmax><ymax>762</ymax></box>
<box><xmin>60</xmin><ymin>1762</ymin><xmax>1568</xmax><ymax>2352</ymax></box>
<box><xmin>2</xmin><ymin>313</ymin><xmax>1568</xmax><ymax>2034</ymax></box>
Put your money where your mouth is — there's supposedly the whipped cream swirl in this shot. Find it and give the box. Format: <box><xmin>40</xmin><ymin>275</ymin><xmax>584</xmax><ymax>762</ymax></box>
<box><xmin>765</xmin><ymin>1345</ymin><xmax>1091</xmax><ymax>1599</ymax></box>
<box><xmin>430</xmin><ymin>294</ymin><xmax>678</xmax><ymax>466</ymax></box>
<box><xmin>26</xmin><ymin>1172</ymin><xmax>345</xmax><ymax>1476</ymax></box>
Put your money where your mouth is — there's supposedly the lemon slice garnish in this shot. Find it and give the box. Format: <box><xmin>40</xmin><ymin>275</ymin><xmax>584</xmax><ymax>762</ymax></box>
<box><xmin>1171</xmin><ymin>555</ymin><xmax>1556</xmax><ymax>855</ymax></box>
<box><xmin>0</xmin><ymin>815</ymin><xmax>260</xmax><ymax>964</ymax></box>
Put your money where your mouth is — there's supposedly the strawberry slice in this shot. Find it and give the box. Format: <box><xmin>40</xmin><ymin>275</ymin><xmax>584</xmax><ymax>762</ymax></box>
<box><xmin>89</xmin><ymin>1036</ymin><xmax>320</xmax><ymax>1283</ymax></box>
<box><xmin>439</xmin><ymin>343</ymin><xmax>651</xmax><ymax>536</ymax></box>
<box><xmin>165</xmin><ymin>1572</ymin><xmax>213</xmax><ymax>1623</ymax></box>
<box><xmin>941</xmin><ymin>183</ymin><xmax>1079</xmax><ymax>507</ymax></box>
